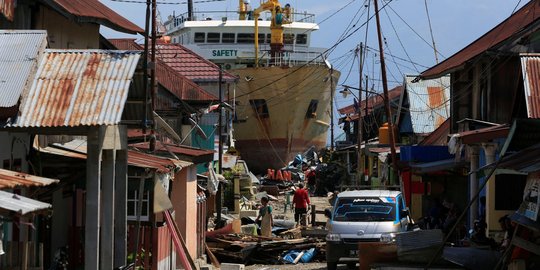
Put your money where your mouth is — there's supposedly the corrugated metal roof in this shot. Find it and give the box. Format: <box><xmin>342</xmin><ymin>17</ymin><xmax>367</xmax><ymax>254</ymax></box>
<box><xmin>37</xmin><ymin>139</ymin><xmax>192</xmax><ymax>174</ymax></box>
<box><xmin>47</xmin><ymin>0</ymin><xmax>144</xmax><ymax>34</ymax></box>
<box><xmin>338</xmin><ymin>86</ymin><xmax>403</xmax><ymax>116</ymax></box>
<box><xmin>14</xmin><ymin>50</ymin><xmax>141</xmax><ymax>128</ymax></box>
<box><xmin>521</xmin><ymin>54</ymin><xmax>540</xmax><ymax>118</ymax></box>
<box><xmin>108</xmin><ymin>38</ymin><xmax>217</xmax><ymax>101</ymax></box>
<box><xmin>0</xmin><ymin>168</ymin><xmax>59</xmax><ymax>189</ymax></box>
<box><xmin>155</xmin><ymin>42</ymin><xmax>237</xmax><ymax>82</ymax></box>
<box><xmin>130</xmin><ymin>141</ymin><xmax>215</xmax><ymax>157</ymax></box>
<box><xmin>0</xmin><ymin>30</ymin><xmax>47</xmax><ymax>107</ymax></box>
<box><xmin>419</xmin><ymin>118</ymin><xmax>450</xmax><ymax>146</ymax></box>
<box><xmin>0</xmin><ymin>190</ymin><xmax>52</xmax><ymax>215</ymax></box>
<box><xmin>405</xmin><ymin>75</ymin><xmax>450</xmax><ymax>134</ymax></box>
<box><xmin>421</xmin><ymin>1</ymin><xmax>540</xmax><ymax>78</ymax></box>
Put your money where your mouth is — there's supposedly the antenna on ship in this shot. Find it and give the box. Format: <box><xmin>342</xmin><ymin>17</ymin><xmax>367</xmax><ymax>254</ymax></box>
<box><xmin>187</xmin><ymin>0</ymin><xmax>194</xmax><ymax>20</ymax></box>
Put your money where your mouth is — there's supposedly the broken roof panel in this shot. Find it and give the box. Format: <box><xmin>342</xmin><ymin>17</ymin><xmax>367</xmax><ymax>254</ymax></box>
<box><xmin>0</xmin><ymin>168</ymin><xmax>59</xmax><ymax>189</ymax></box>
<box><xmin>405</xmin><ymin>75</ymin><xmax>450</xmax><ymax>134</ymax></box>
<box><xmin>421</xmin><ymin>1</ymin><xmax>540</xmax><ymax>78</ymax></box>
<box><xmin>0</xmin><ymin>30</ymin><xmax>47</xmax><ymax>107</ymax></box>
<box><xmin>521</xmin><ymin>54</ymin><xmax>540</xmax><ymax>119</ymax></box>
<box><xmin>0</xmin><ymin>190</ymin><xmax>52</xmax><ymax>215</ymax></box>
<box><xmin>14</xmin><ymin>50</ymin><xmax>141</xmax><ymax>128</ymax></box>
<box><xmin>47</xmin><ymin>0</ymin><xmax>144</xmax><ymax>34</ymax></box>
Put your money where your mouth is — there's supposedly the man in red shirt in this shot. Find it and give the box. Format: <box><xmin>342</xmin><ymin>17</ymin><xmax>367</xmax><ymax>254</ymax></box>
<box><xmin>293</xmin><ymin>183</ymin><xmax>311</xmax><ymax>226</ymax></box>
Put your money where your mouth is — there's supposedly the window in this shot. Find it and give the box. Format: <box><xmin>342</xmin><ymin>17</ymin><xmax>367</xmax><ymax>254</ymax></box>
<box><xmin>194</xmin><ymin>32</ymin><xmax>205</xmax><ymax>43</ymax></box>
<box><xmin>296</xmin><ymin>34</ymin><xmax>307</xmax><ymax>44</ymax></box>
<box><xmin>258</xmin><ymin>33</ymin><xmax>265</xmax><ymax>44</ymax></box>
<box><xmin>495</xmin><ymin>174</ymin><xmax>526</xmax><ymax>210</ymax></box>
<box><xmin>333</xmin><ymin>197</ymin><xmax>396</xmax><ymax>222</ymax></box>
<box><xmin>249</xmin><ymin>99</ymin><xmax>269</xmax><ymax>118</ymax></box>
<box><xmin>127</xmin><ymin>189</ymin><xmax>150</xmax><ymax>221</ymax></box>
<box><xmin>222</xmin><ymin>33</ymin><xmax>235</xmax><ymax>43</ymax></box>
<box><xmin>207</xmin><ymin>32</ymin><xmax>220</xmax><ymax>43</ymax></box>
<box><xmin>305</xmin><ymin>99</ymin><xmax>318</xmax><ymax>118</ymax></box>
<box><xmin>284</xmin><ymin>33</ymin><xmax>295</xmax><ymax>44</ymax></box>
<box><xmin>266</xmin><ymin>34</ymin><xmax>272</xmax><ymax>44</ymax></box>
<box><xmin>237</xmin><ymin>33</ymin><xmax>254</xmax><ymax>43</ymax></box>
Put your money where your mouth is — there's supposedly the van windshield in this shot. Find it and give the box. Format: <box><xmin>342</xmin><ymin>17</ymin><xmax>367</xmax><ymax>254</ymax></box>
<box><xmin>333</xmin><ymin>197</ymin><xmax>396</xmax><ymax>222</ymax></box>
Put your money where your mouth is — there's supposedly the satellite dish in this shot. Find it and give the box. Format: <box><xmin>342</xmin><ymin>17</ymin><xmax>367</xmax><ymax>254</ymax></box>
<box><xmin>189</xmin><ymin>117</ymin><xmax>208</xmax><ymax>140</ymax></box>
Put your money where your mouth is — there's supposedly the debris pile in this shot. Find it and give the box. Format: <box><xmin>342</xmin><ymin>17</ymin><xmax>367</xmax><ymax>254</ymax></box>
<box><xmin>206</xmin><ymin>233</ymin><xmax>326</xmax><ymax>265</ymax></box>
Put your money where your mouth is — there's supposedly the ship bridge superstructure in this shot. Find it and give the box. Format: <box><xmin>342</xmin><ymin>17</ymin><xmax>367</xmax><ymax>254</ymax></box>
<box><xmin>164</xmin><ymin>10</ymin><xmax>328</xmax><ymax>70</ymax></box>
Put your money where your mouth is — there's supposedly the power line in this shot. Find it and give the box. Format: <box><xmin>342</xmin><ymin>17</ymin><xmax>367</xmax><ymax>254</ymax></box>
<box><xmin>110</xmin><ymin>0</ymin><xmax>224</xmax><ymax>4</ymax></box>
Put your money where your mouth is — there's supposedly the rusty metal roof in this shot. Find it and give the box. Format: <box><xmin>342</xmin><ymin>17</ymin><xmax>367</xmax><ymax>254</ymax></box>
<box><xmin>521</xmin><ymin>54</ymin><xmax>540</xmax><ymax>118</ymax></box>
<box><xmin>14</xmin><ymin>49</ymin><xmax>141</xmax><ymax>128</ymax></box>
<box><xmin>0</xmin><ymin>30</ymin><xmax>47</xmax><ymax>107</ymax></box>
<box><xmin>0</xmin><ymin>168</ymin><xmax>59</xmax><ymax>189</ymax></box>
<box><xmin>404</xmin><ymin>75</ymin><xmax>450</xmax><ymax>134</ymax></box>
<box><xmin>421</xmin><ymin>1</ymin><xmax>540</xmax><ymax>78</ymax></box>
<box><xmin>155</xmin><ymin>42</ymin><xmax>237</xmax><ymax>82</ymax></box>
<box><xmin>108</xmin><ymin>38</ymin><xmax>217</xmax><ymax>101</ymax></box>
<box><xmin>46</xmin><ymin>0</ymin><xmax>144</xmax><ymax>34</ymax></box>
<box><xmin>419</xmin><ymin>118</ymin><xmax>451</xmax><ymax>146</ymax></box>
<box><xmin>338</xmin><ymin>86</ymin><xmax>403</xmax><ymax>117</ymax></box>
<box><xmin>37</xmin><ymin>139</ymin><xmax>192</xmax><ymax>174</ymax></box>
<box><xmin>0</xmin><ymin>190</ymin><xmax>52</xmax><ymax>215</ymax></box>
<box><xmin>131</xmin><ymin>141</ymin><xmax>214</xmax><ymax>157</ymax></box>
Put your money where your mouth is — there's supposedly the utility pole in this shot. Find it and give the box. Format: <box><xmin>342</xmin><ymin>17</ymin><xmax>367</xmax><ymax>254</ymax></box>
<box><xmin>356</xmin><ymin>44</ymin><xmax>363</xmax><ymax>185</ymax></box>
<box><xmin>373</xmin><ymin>0</ymin><xmax>398</xmax><ymax>171</ymax></box>
<box><xmin>330</xmin><ymin>67</ymin><xmax>335</xmax><ymax>151</ymax></box>
<box><xmin>216</xmin><ymin>67</ymin><xmax>223</xmax><ymax>224</ymax></box>
<box><xmin>364</xmin><ymin>75</ymin><xmax>369</xmax><ymax>182</ymax></box>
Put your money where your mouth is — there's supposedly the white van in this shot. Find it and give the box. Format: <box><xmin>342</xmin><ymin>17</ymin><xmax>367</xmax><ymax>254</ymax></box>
<box><xmin>325</xmin><ymin>190</ymin><xmax>411</xmax><ymax>270</ymax></box>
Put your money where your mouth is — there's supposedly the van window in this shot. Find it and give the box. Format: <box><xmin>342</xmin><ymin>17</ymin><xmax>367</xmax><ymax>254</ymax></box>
<box><xmin>334</xmin><ymin>197</ymin><xmax>396</xmax><ymax>222</ymax></box>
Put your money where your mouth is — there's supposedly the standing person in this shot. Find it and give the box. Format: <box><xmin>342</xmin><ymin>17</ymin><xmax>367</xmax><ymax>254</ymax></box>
<box><xmin>255</xmin><ymin>196</ymin><xmax>273</xmax><ymax>237</ymax></box>
<box><xmin>293</xmin><ymin>183</ymin><xmax>311</xmax><ymax>226</ymax></box>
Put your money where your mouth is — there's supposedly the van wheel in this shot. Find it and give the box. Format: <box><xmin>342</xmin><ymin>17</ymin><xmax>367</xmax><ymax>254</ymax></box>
<box><xmin>347</xmin><ymin>262</ymin><xmax>357</xmax><ymax>269</ymax></box>
<box><xmin>327</xmin><ymin>261</ymin><xmax>338</xmax><ymax>270</ymax></box>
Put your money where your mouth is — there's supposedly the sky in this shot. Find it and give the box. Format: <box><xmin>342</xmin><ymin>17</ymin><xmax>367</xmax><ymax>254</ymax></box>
<box><xmin>100</xmin><ymin>0</ymin><xmax>528</xmax><ymax>142</ymax></box>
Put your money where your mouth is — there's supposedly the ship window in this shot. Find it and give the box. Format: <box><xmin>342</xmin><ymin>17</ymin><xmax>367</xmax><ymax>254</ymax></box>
<box><xmin>266</xmin><ymin>34</ymin><xmax>271</xmax><ymax>44</ymax></box>
<box><xmin>249</xmin><ymin>99</ymin><xmax>269</xmax><ymax>118</ymax></box>
<box><xmin>296</xmin><ymin>34</ymin><xmax>307</xmax><ymax>44</ymax></box>
<box><xmin>258</xmin><ymin>34</ymin><xmax>265</xmax><ymax>44</ymax></box>
<box><xmin>284</xmin><ymin>33</ymin><xmax>295</xmax><ymax>44</ymax></box>
<box><xmin>207</xmin><ymin>32</ymin><xmax>220</xmax><ymax>43</ymax></box>
<box><xmin>222</xmin><ymin>33</ymin><xmax>235</xmax><ymax>43</ymax></box>
<box><xmin>237</xmin><ymin>33</ymin><xmax>254</xmax><ymax>43</ymax></box>
<box><xmin>194</xmin><ymin>32</ymin><xmax>205</xmax><ymax>43</ymax></box>
<box><xmin>305</xmin><ymin>99</ymin><xmax>318</xmax><ymax>118</ymax></box>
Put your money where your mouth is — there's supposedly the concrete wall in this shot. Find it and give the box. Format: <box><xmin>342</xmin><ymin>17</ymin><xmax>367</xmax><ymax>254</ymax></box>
<box><xmin>34</xmin><ymin>6</ymin><xmax>100</xmax><ymax>49</ymax></box>
<box><xmin>170</xmin><ymin>165</ymin><xmax>198</xmax><ymax>260</ymax></box>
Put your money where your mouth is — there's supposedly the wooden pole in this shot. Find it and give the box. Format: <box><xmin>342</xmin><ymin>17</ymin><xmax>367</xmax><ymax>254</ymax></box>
<box><xmin>357</xmin><ymin>44</ymin><xmax>363</xmax><ymax>185</ymax></box>
<box><xmin>216</xmin><ymin>68</ymin><xmax>223</xmax><ymax>224</ymax></box>
<box><xmin>373</xmin><ymin>0</ymin><xmax>398</xmax><ymax>171</ymax></box>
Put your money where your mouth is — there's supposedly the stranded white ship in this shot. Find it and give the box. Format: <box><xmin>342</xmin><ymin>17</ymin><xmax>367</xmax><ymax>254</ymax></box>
<box><xmin>164</xmin><ymin>0</ymin><xmax>340</xmax><ymax>172</ymax></box>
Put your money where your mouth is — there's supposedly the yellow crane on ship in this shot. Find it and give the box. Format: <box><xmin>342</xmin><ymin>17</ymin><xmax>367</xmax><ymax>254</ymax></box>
<box><xmin>239</xmin><ymin>0</ymin><xmax>293</xmax><ymax>67</ymax></box>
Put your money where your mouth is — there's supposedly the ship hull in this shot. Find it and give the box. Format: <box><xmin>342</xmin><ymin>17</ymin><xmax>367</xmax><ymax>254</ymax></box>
<box><xmin>230</xmin><ymin>65</ymin><xmax>339</xmax><ymax>173</ymax></box>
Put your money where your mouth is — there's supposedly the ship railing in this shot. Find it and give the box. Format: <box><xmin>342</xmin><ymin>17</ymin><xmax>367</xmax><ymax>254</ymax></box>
<box><xmin>165</xmin><ymin>10</ymin><xmax>316</xmax><ymax>30</ymax></box>
<box><xmin>261</xmin><ymin>50</ymin><xmax>327</xmax><ymax>66</ymax></box>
